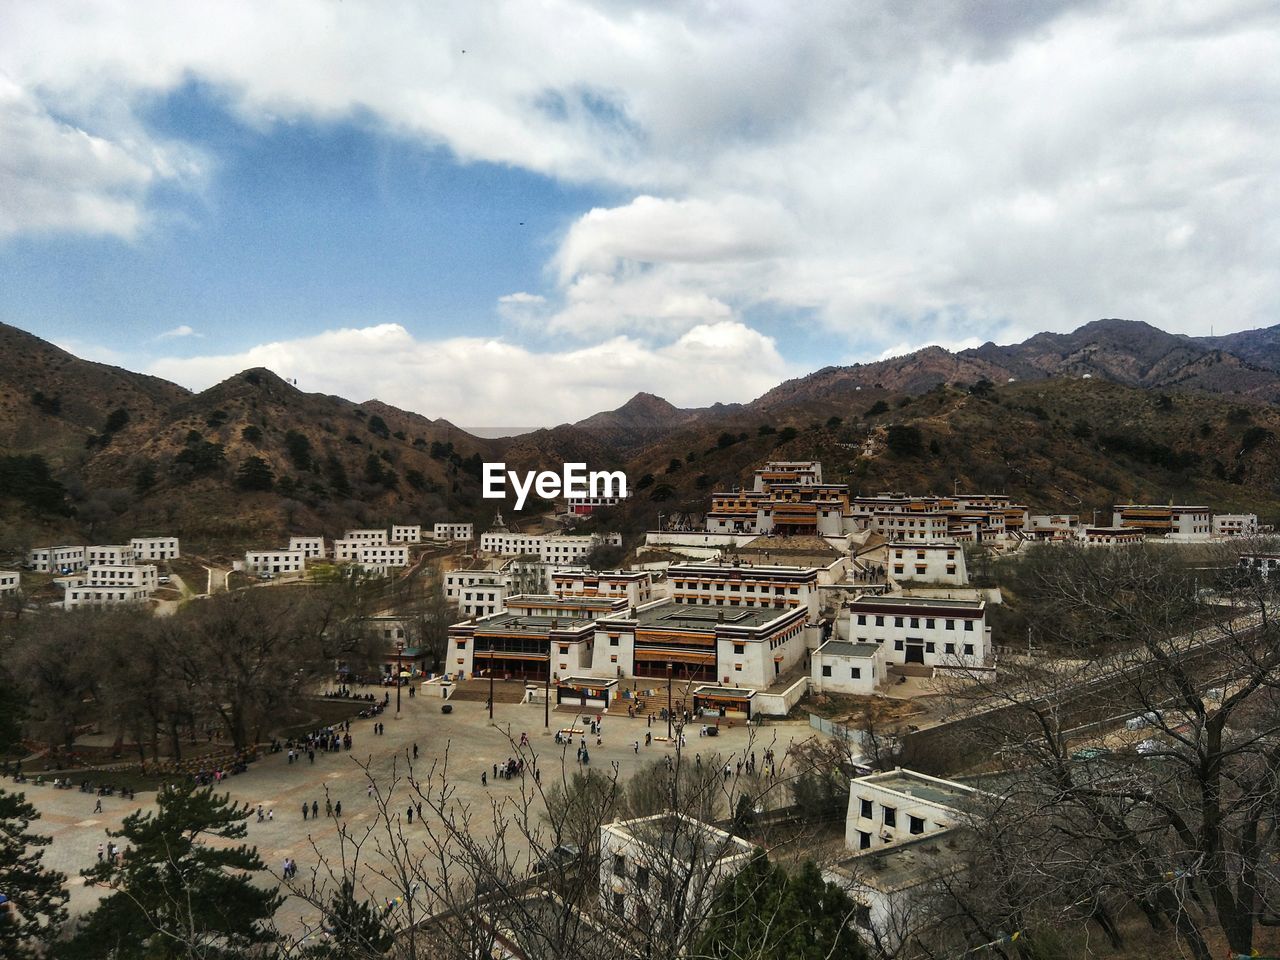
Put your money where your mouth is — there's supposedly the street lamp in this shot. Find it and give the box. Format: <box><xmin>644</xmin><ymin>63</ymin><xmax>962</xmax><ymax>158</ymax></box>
<box><xmin>395</xmin><ymin>639</ymin><xmax>405</xmax><ymax>716</ymax></box>
<box><xmin>666</xmin><ymin>662</ymin><xmax>673</xmax><ymax>740</ymax></box>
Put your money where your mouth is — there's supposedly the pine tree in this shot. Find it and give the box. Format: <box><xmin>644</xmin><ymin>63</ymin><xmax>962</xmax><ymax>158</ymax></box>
<box><xmin>695</xmin><ymin>853</ymin><xmax>869</xmax><ymax>960</ymax></box>
<box><xmin>235</xmin><ymin>455</ymin><xmax>275</xmax><ymax>492</ymax></box>
<box><xmin>0</xmin><ymin>789</ymin><xmax>69</xmax><ymax>958</ymax></box>
<box><xmin>301</xmin><ymin>879</ymin><xmax>394</xmax><ymax>958</ymax></box>
<box><xmin>61</xmin><ymin>781</ymin><xmax>282</xmax><ymax>960</ymax></box>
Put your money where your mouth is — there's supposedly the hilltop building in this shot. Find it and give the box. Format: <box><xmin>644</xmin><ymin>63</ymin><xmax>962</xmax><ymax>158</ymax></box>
<box><xmin>847</xmin><ymin>595</ymin><xmax>989</xmax><ymax>670</ymax></box>
<box><xmin>1111</xmin><ymin>504</ymin><xmax>1211</xmax><ymax>541</ymax></box>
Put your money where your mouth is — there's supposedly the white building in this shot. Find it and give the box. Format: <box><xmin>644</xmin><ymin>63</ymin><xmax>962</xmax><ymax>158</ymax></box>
<box><xmin>1239</xmin><ymin>553</ymin><xmax>1280</xmax><ymax>579</ymax></box>
<box><xmin>667</xmin><ymin>560</ymin><xmax>821</xmax><ymax>621</ymax></box>
<box><xmin>64</xmin><ymin>585</ymin><xmax>152</xmax><ymax>609</ymax></box>
<box><xmin>357</xmin><ymin>544</ymin><xmax>409</xmax><ymax>572</ymax></box>
<box><xmin>599</xmin><ymin>813</ymin><xmax>755</xmax><ymax>929</ymax></box>
<box><xmin>244</xmin><ymin>549</ymin><xmax>307</xmax><ymax>575</ymax></box>
<box><xmin>26</xmin><ymin>545</ymin><xmax>87</xmax><ymax>573</ymax></box>
<box><xmin>445</xmin><ymin>569</ymin><xmax>507</xmax><ymax>617</ymax></box>
<box><xmin>811</xmin><ymin>639</ymin><xmax>884</xmax><ymax>695</ymax></box>
<box><xmin>390</xmin><ymin>524</ymin><xmax>422</xmax><ymax>543</ymax></box>
<box><xmin>847</xmin><ymin>596</ymin><xmax>989</xmax><ymax>670</ymax></box>
<box><xmin>130</xmin><ymin>537</ymin><xmax>181</xmax><ymax>561</ymax></box>
<box><xmin>433</xmin><ymin>522</ymin><xmax>474</xmax><ymax>542</ymax></box>
<box><xmin>63</xmin><ymin>563</ymin><xmax>158</xmax><ymax>609</ymax></box>
<box><xmin>86</xmin><ymin>544</ymin><xmax>136</xmax><ymax>566</ymax></box>
<box><xmin>86</xmin><ymin>563</ymin><xmax>158</xmax><ymax>591</ymax></box>
<box><xmin>1213</xmin><ymin>514</ymin><xmax>1259</xmax><ymax>537</ymax></box>
<box><xmin>343</xmin><ymin>528</ymin><xmax>389</xmax><ymax>544</ymax></box>
<box><xmin>0</xmin><ymin>571</ymin><xmax>20</xmax><ymax>595</ymax></box>
<box><xmin>845</xmin><ymin>768</ymin><xmax>973</xmax><ymax>851</ymax></box>
<box><xmin>539</xmin><ymin>533</ymin><xmax>623</xmax><ymax>564</ymax></box>
<box><xmin>1082</xmin><ymin>526</ymin><xmax>1144</xmax><ymax>546</ymax></box>
<box><xmin>1026</xmin><ymin>515</ymin><xmax>1080</xmax><ymax>541</ymax></box>
<box><xmin>479</xmin><ymin>530</ymin><xmax>544</xmax><ymax>555</ymax></box>
<box><xmin>1112</xmin><ymin>504</ymin><xmax>1211</xmax><ymax>541</ymax></box>
<box><xmin>288</xmin><ymin>536</ymin><xmax>327</xmax><ymax>559</ymax></box>
<box><xmin>567</xmin><ymin>493</ymin><xmax>627</xmax><ymax>516</ymax></box>
<box><xmin>885</xmin><ymin>541</ymin><xmax>968</xmax><ymax>586</ymax></box>
<box><xmin>551</xmin><ymin>569</ymin><xmax>654</xmax><ymax>607</ymax></box>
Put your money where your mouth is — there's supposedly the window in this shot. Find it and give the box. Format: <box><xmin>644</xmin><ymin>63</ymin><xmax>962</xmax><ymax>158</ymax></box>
<box><xmin>910</xmin><ymin>617</ymin><xmax>919</xmax><ymax>628</ymax></box>
<box><xmin>875</xmin><ymin>615</ymin><xmax>884</xmax><ymax>626</ymax></box>
<box><xmin>964</xmin><ymin>644</ymin><xmax>974</xmax><ymax>656</ymax></box>
<box><xmin>455</xmin><ymin>641</ymin><xmax>467</xmax><ymax>650</ymax></box>
<box><xmin>610</xmin><ymin>636</ymin><xmax>619</xmax><ymax>647</ymax></box>
<box><xmin>857</xmin><ymin>614</ymin><xmax>866</xmax><ymax>625</ymax></box>
<box><xmin>925</xmin><ymin>618</ymin><xmax>935</xmax><ymax>629</ymax></box>
<box><xmin>894</xmin><ymin>640</ymin><xmax>904</xmax><ymax>651</ymax></box>
<box><xmin>612</xmin><ymin>892</ymin><xmax>625</xmax><ymax>916</ymax></box>
<box><xmin>964</xmin><ymin>620</ymin><xmax>974</xmax><ymax>631</ymax></box>
<box><xmin>945</xmin><ymin>642</ymin><xmax>955</xmax><ymax>654</ymax></box>
<box><xmin>909</xmin><ymin>815</ymin><xmax>925</xmax><ymax>835</ymax></box>
<box><xmin>857</xmin><ymin>831</ymin><xmax>871</xmax><ymax>850</ymax></box>
<box><xmin>635</xmin><ymin>864</ymin><xmax>649</xmax><ymax>891</ymax></box>
<box><xmin>945</xmin><ymin>619</ymin><xmax>955</xmax><ymax>630</ymax></box>
<box><xmin>822</xmin><ymin>665</ymin><xmax>832</xmax><ymax>677</ymax></box>
<box><xmin>734</xmin><ymin>663</ymin><xmax>743</xmax><ymax>672</ymax></box>
<box><xmin>851</xmin><ymin>667</ymin><xmax>861</xmax><ymax>679</ymax></box>
<box><xmin>883</xmin><ymin>806</ymin><xmax>897</xmax><ymax>827</ymax></box>
<box><xmin>613</xmin><ymin>854</ymin><xmax>626</xmax><ymax>877</ymax></box>
<box><xmin>733</xmin><ymin>643</ymin><xmax>745</xmax><ymax>654</ymax></box>
<box><xmin>860</xmin><ymin>798</ymin><xmax>873</xmax><ymax>819</ymax></box>
<box><xmin>894</xmin><ymin>616</ymin><xmax>904</xmax><ymax>627</ymax></box>
<box><xmin>925</xmin><ymin>642</ymin><xmax>935</xmax><ymax>653</ymax></box>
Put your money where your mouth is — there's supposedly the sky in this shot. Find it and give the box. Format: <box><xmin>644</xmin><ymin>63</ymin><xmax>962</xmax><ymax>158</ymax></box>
<box><xmin>1</xmin><ymin>1</ymin><xmax>1277</xmax><ymax>427</ymax></box>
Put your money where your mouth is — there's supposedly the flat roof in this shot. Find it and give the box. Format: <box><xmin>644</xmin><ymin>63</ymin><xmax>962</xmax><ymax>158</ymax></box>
<box><xmin>694</xmin><ymin>685</ymin><xmax>756</xmax><ymax>699</ymax></box>
<box><xmin>856</xmin><ymin>769</ymin><xmax>974</xmax><ymax>808</ymax></box>
<box><xmin>817</xmin><ymin>640</ymin><xmax>880</xmax><ymax>659</ymax></box>
<box><xmin>634</xmin><ymin>602</ymin><xmax>788</xmax><ymax>630</ymax></box>
<box><xmin>850</xmin><ymin>595</ymin><xmax>984</xmax><ymax>610</ymax></box>
<box><xmin>668</xmin><ymin>562</ymin><xmax>819</xmax><ymax>577</ymax></box>
<box><xmin>467</xmin><ymin>612</ymin><xmax>594</xmax><ymax>634</ymax></box>
<box><xmin>832</xmin><ymin>830</ymin><xmax>964</xmax><ymax>892</ymax></box>
<box><xmin>605</xmin><ymin>813</ymin><xmax>755</xmax><ymax>865</ymax></box>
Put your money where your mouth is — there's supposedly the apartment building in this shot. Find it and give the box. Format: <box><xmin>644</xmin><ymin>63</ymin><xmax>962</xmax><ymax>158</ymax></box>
<box><xmin>847</xmin><ymin>595</ymin><xmax>989</xmax><ymax>669</ymax></box>
<box><xmin>86</xmin><ymin>545</ymin><xmax>136</xmax><ymax>566</ymax></box>
<box><xmin>433</xmin><ymin>522</ymin><xmax>474</xmax><ymax>541</ymax></box>
<box><xmin>357</xmin><ymin>544</ymin><xmax>409</xmax><ymax>571</ymax></box>
<box><xmin>0</xmin><ymin>571</ymin><xmax>20</xmax><ymax>595</ymax></box>
<box><xmin>64</xmin><ymin>585</ymin><xmax>152</xmax><ymax>609</ymax></box>
<box><xmin>667</xmin><ymin>560</ymin><xmax>821</xmax><ymax>621</ymax></box>
<box><xmin>1239</xmin><ymin>553</ymin><xmax>1280</xmax><ymax>579</ymax></box>
<box><xmin>1213</xmin><ymin>514</ymin><xmax>1258</xmax><ymax>537</ymax></box>
<box><xmin>130</xmin><ymin>537</ymin><xmax>181</xmax><ymax>561</ymax></box>
<box><xmin>551</xmin><ymin>569</ymin><xmax>654</xmax><ymax>607</ymax></box>
<box><xmin>1027</xmin><ymin>514</ymin><xmax>1080</xmax><ymax>540</ymax></box>
<box><xmin>288</xmin><ymin>536</ymin><xmax>327</xmax><ymax>559</ymax></box>
<box><xmin>811</xmin><ymin>639</ymin><xmax>884</xmax><ymax>695</ymax></box>
<box><xmin>599</xmin><ymin>813</ymin><xmax>755</xmax><ymax>930</ymax></box>
<box><xmin>26</xmin><ymin>545</ymin><xmax>87</xmax><ymax>573</ymax></box>
<box><xmin>86</xmin><ymin>563</ymin><xmax>158</xmax><ymax>591</ymax></box>
<box><xmin>63</xmin><ymin>563</ymin><xmax>158</xmax><ymax>609</ymax></box>
<box><xmin>567</xmin><ymin>493</ymin><xmax>626</xmax><ymax>516</ymax></box>
<box><xmin>445</xmin><ymin>569</ymin><xmax>508</xmax><ymax>617</ymax></box>
<box><xmin>244</xmin><ymin>549</ymin><xmax>307</xmax><ymax>575</ymax></box>
<box><xmin>885</xmin><ymin>541</ymin><xmax>968</xmax><ymax>586</ymax></box>
<box><xmin>852</xmin><ymin>493</ymin><xmax>1026</xmax><ymax>543</ymax></box>
<box><xmin>479</xmin><ymin>531</ymin><xmax>544</xmax><ymax>555</ymax></box>
<box><xmin>539</xmin><ymin>533</ymin><xmax>623</xmax><ymax>564</ymax></box>
<box><xmin>390</xmin><ymin>524</ymin><xmax>422</xmax><ymax>543</ymax></box>
<box><xmin>590</xmin><ymin>599</ymin><xmax>809</xmax><ymax>688</ymax></box>
<box><xmin>1112</xmin><ymin>504</ymin><xmax>1211</xmax><ymax>541</ymax></box>
<box><xmin>344</xmin><ymin>528</ymin><xmax>389</xmax><ymax>544</ymax></box>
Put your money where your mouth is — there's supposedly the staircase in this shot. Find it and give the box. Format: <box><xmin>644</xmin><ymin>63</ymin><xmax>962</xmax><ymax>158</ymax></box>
<box><xmin>447</xmin><ymin>679</ymin><xmax>528</xmax><ymax>704</ymax></box>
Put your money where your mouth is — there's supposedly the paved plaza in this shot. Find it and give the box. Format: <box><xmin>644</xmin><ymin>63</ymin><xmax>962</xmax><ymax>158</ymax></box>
<box><xmin>14</xmin><ymin>689</ymin><xmax>817</xmax><ymax>940</ymax></box>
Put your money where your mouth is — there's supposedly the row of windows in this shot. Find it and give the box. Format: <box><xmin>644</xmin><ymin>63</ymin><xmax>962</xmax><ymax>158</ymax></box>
<box><xmin>856</xmin><ymin>613</ymin><xmax>975</xmax><ymax>630</ymax></box>
<box><xmin>673</xmin><ymin>581</ymin><xmax>803</xmax><ymax>594</ymax></box>
<box><xmin>820</xmin><ymin>665</ymin><xmax>870</xmax><ymax>679</ymax></box>
<box><xmin>854</xmin><ymin>638</ymin><xmax>976</xmax><ymax>656</ymax></box>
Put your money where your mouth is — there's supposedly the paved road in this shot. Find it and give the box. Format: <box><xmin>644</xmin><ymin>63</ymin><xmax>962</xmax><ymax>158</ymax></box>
<box><xmin>14</xmin><ymin>690</ymin><xmax>814</xmax><ymax>942</ymax></box>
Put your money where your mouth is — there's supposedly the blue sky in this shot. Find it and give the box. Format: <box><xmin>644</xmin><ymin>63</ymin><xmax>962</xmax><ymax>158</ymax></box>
<box><xmin>1</xmin><ymin>2</ymin><xmax>1276</xmax><ymax>425</ymax></box>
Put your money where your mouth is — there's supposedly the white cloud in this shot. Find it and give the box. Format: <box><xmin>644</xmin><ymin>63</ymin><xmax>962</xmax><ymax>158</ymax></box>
<box><xmin>145</xmin><ymin>321</ymin><xmax>792</xmax><ymax>426</ymax></box>
<box><xmin>155</xmin><ymin>324</ymin><xmax>201</xmax><ymax>340</ymax></box>
<box><xmin>4</xmin><ymin>1</ymin><xmax>1280</xmax><ymax>355</ymax></box>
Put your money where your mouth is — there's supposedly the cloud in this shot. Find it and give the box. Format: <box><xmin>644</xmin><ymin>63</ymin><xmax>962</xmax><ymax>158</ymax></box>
<box><xmin>155</xmin><ymin>324</ymin><xmax>201</xmax><ymax>340</ymax></box>
<box><xmin>4</xmin><ymin>1</ymin><xmax>1280</xmax><ymax>354</ymax></box>
<box><xmin>146</xmin><ymin>321</ymin><xmax>793</xmax><ymax>426</ymax></box>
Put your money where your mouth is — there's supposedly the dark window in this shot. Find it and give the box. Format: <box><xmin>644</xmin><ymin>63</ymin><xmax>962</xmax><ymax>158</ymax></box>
<box><xmin>858</xmin><ymin>831</ymin><xmax>871</xmax><ymax>850</ymax></box>
<box><xmin>612</xmin><ymin>892</ymin><xmax>625</xmax><ymax>916</ymax></box>
<box><xmin>883</xmin><ymin>806</ymin><xmax>896</xmax><ymax>827</ymax></box>
<box><xmin>860</xmin><ymin>798</ymin><xmax>873</xmax><ymax>819</ymax></box>
<box><xmin>613</xmin><ymin>854</ymin><xmax>626</xmax><ymax>877</ymax></box>
<box><xmin>857</xmin><ymin>614</ymin><xmax>867</xmax><ymax>625</ymax></box>
<box><xmin>909</xmin><ymin>815</ymin><xmax>925</xmax><ymax>835</ymax></box>
<box><xmin>636</xmin><ymin>865</ymin><xmax>649</xmax><ymax>891</ymax></box>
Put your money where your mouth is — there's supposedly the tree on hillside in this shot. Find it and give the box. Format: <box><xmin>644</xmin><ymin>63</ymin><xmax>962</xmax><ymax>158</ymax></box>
<box><xmin>884</xmin><ymin>424</ymin><xmax>923</xmax><ymax>456</ymax></box>
<box><xmin>0</xmin><ymin>789</ymin><xmax>68</xmax><ymax>958</ymax></box>
<box><xmin>62</xmin><ymin>782</ymin><xmax>281</xmax><ymax>960</ymax></box>
<box><xmin>235</xmin><ymin>455</ymin><xmax>275</xmax><ymax>492</ymax></box>
<box><xmin>695</xmin><ymin>854</ymin><xmax>867</xmax><ymax>960</ymax></box>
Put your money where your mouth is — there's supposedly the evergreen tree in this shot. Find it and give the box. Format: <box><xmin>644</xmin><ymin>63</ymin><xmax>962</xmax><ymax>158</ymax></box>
<box><xmin>301</xmin><ymin>879</ymin><xmax>393</xmax><ymax>958</ymax></box>
<box><xmin>235</xmin><ymin>456</ymin><xmax>275</xmax><ymax>492</ymax></box>
<box><xmin>61</xmin><ymin>782</ymin><xmax>281</xmax><ymax>960</ymax></box>
<box><xmin>0</xmin><ymin>789</ymin><xmax>68</xmax><ymax>958</ymax></box>
<box><xmin>695</xmin><ymin>853</ymin><xmax>868</xmax><ymax>960</ymax></box>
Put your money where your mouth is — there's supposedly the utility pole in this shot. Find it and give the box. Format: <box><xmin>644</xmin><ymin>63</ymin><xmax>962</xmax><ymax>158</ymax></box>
<box><xmin>544</xmin><ymin>647</ymin><xmax>551</xmax><ymax>729</ymax></box>
<box><xmin>395</xmin><ymin>639</ymin><xmax>405</xmax><ymax>717</ymax></box>
<box><xmin>488</xmin><ymin>659</ymin><xmax>495</xmax><ymax>721</ymax></box>
<box><xmin>667</xmin><ymin>662</ymin><xmax>673</xmax><ymax>740</ymax></box>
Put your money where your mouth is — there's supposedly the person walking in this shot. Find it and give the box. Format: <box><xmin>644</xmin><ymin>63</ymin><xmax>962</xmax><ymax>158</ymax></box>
<box><xmin>97</xmin><ymin>842</ymin><xmax>104</xmax><ymax>861</ymax></box>
<box><xmin>482</xmin><ymin>771</ymin><xmax>487</xmax><ymax>786</ymax></box>
<box><xmin>93</xmin><ymin>798</ymin><xmax>102</xmax><ymax>813</ymax></box>
<box><xmin>311</xmin><ymin>800</ymin><xmax>319</xmax><ymax>819</ymax></box>
<box><xmin>325</xmin><ymin>798</ymin><xmax>332</xmax><ymax>817</ymax></box>
<box><xmin>302</xmin><ymin>802</ymin><xmax>308</xmax><ymax>821</ymax></box>
<box><xmin>334</xmin><ymin>801</ymin><xmax>342</xmax><ymax>817</ymax></box>
<box><xmin>257</xmin><ymin>805</ymin><xmax>264</xmax><ymax>822</ymax></box>
<box><xmin>406</xmin><ymin>805</ymin><xmax>414</xmax><ymax>824</ymax></box>
<box><xmin>412</xmin><ymin>743</ymin><xmax>418</xmax><ymax>759</ymax></box>
<box><xmin>268</xmin><ymin>809</ymin><xmax>274</xmax><ymax>821</ymax></box>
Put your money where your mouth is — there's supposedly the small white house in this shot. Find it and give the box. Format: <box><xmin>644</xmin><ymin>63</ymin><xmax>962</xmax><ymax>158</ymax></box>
<box><xmin>86</xmin><ymin>544</ymin><xmax>136</xmax><ymax>566</ymax></box>
<box><xmin>343</xmin><ymin>528</ymin><xmax>389</xmax><ymax>544</ymax></box>
<box><xmin>1239</xmin><ymin>553</ymin><xmax>1280</xmax><ymax>579</ymax></box>
<box><xmin>390</xmin><ymin>524</ymin><xmax>422</xmax><ymax>544</ymax></box>
<box><xmin>1213</xmin><ymin>514</ymin><xmax>1258</xmax><ymax>537</ymax></box>
<box><xmin>130</xmin><ymin>537</ymin><xmax>181</xmax><ymax>561</ymax></box>
<box><xmin>845</xmin><ymin>768</ymin><xmax>974</xmax><ymax>852</ymax></box>
<box><xmin>445</xmin><ymin>569</ymin><xmax>507</xmax><ymax>617</ymax></box>
<box><xmin>811</xmin><ymin>639</ymin><xmax>884</xmax><ymax>695</ymax></box>
<box><xmin>847</xmin><ymin>596</ymin><xmax>990</xmax><ymax>670</ymax></box>
<box><xmin>244</xmin><ymin>549</ymin><xmax>307</xmax><ymax>575</ymax></box>
<box><xmin>433</xmin><ymin>522</ymin><xmax>474</xmax><ymax>542</ymax></box>
<box><xmin>356</xmin><ymin>544</ymin><xmax>409</xmax><ymax>571</ymax></box>
<box><xmin>27</xmin><ymin>545</ymin><xmax>87</xmax><ymax>573</ymax></box>
<box><xmin>0</xmin><ymin>571</ymin><xmax>20</xmax><ymax>595</ymax></box>
<box><xmin>885</xmin><ymin>541</ymin><xmax>968</xmax><ymax>586</ymax></box>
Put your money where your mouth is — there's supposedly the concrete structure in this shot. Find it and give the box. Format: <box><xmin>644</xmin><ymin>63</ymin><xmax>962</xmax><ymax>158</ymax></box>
<box><xmin>445</xmin><ymin>569</ymin><xmax>507</xmax><ymax>617</ymax></box>
<box><xmin>63</xmin><ymin>563</ymin><xmax>158</xmax><ymax>609</ymax></box>
<box><xmin>390</xmin><ymin>524</ymin><xmax>422</xmax><ymax>543</ymax></box>
<box><xmin>479</xmin><ymin>531</ymin><xmax>544</xmax><ymax>555</ymax></box>
<box><xmin>539</xmin><ymin>533</ymin><xmax>622</xmax><ymax>564</ymax></box>
<box><xmin>432</xmin><ymin>522</ymin><xmax>474</xmax><ymax>542</ymax></box>
<box><xmin>705</xmin><ymin>461</ymin><xmax>859</xmax><ymax>538</ymax></box>
<box><xmin>64</xmin><ymin>584</ymin><xmax>152</xmax><ymax>609</ymax></box>
<box><xmin>25</xmin><ymin>545</ymin><xmax>86</xmax><ymax>573</ymax></box>
<box><xmin>86</xmin><ymin>545</ymin><xmax>135</xmax><ymax>566</ymax></box>
<box><xmin>1239</xmin><ymin>553</ymin><xmax>1280</xmax><ymax>579</ymax></box>
<box><xmin>885</xmin><ymin>541</ymin><xmax>967</xmax><ymax>586</ymax></box>
<box><xmin>667</xmin><ymin>560</ymin><xmax>821</xmax><ymax>620</ymax></box>
<box><xmin>567</xmin><ymin>493</ymin><xmax>626</xmax><ymax>516</ymax></box>
<box><xmin>599</xmin><ymin>813</ymin><xmax>755</xmax><ymax>929</ymax></box>
<box><xmin>811</xmin><ymin>639</ymin><xmax>884</xmax><ymax>695</ymax></box>
<box><xmin>1213</xmin><ymin>514</ymin><xmax>1258</xmax><ymax>537</ymax></box>
<box><xmin>357</xmin><ymin>544</ymin><xmax>409</xmax><ymax>571</ymax></box>
<box><xmin>85</xmin><ymin>563</ymin><xmax>158</xmax><ymax>591</ymax></box>
<box><xmin>244</xmin><ymin>549</ymin><xmax>307</xmax><ymax>575</ymax></box>
<box><xmin>591</xmin><ymin>599</ymin><xmax>809</xmax><ymax>689</ymax></box>
<box><xmin>130</xmin><ymin>537</ymin><xmax>181</xmax><ymax>561</ymax></box>
<box><xmin>847</xmin><ymin>595</ymin><xmax>989</xmax><ymax>669</ymax></box>
<box><xmin>343</xmin><ymin>528</ymin><xmax>389</xmax><ymax>545</ymax></box>
<box><xmin>1112</xmin><ymin>504</ymin><xmax>1211</xmax><ymax>541</ymax></box>
<box><xmin>551</xmin><ymin>569</ymin><xmax>654</xmax><ymax>607</ymax></box>
<box><xmin>1082</xmin><ymin>525</ymin><xmax>1144</xmax><ymax>546</ymax></box>
<box><xmin>288</xmin><ymin>536</ymin><xmax>327</xmax><ymax>559</ymax></box>
<box><xmin>1027</xmin><ymin>514</ymin><xmax>1080</xmax><ymax>541</ymax></box>
<box><xmin>846</xmin><ymin>768</ymin><xmax>974</xmax><ymax>851</ymax></box>
<box><xmin>0</xmin><ymin>570</ymin><xmax>20</xmax><ymax>595</ymax></box>
<box><xmin>851</xmin><ymin>493</ymin><xmax>1028</xmax><ymax>543</ymax></box>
